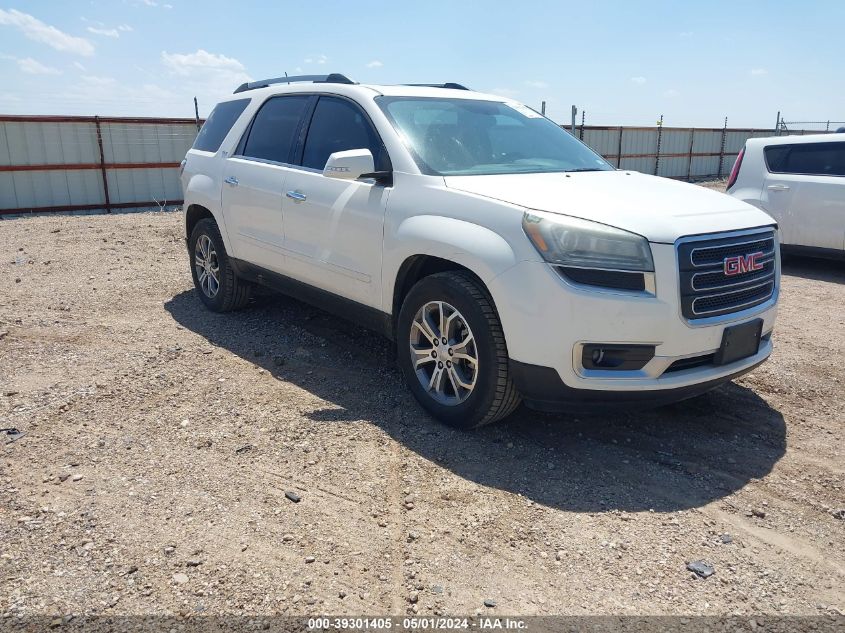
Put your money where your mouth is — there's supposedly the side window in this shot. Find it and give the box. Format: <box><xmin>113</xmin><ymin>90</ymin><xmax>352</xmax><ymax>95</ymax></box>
<box><xmin>241</xmin><ymin>95</ymin><xmax>311</xmax><ymax>163</ymax></box>
<box><xmin>301</xmin><ymin>97</ymin><xmax>390</xmax><ymax>171</ymax></box>
<box><xmin>192</xmin><ymin>98</ymin><xmax>250</xmax><ymax>152</ymax></box>
<box><xmin>764</xmin><ymin>146</ymin><xmax>790</xmax><ymax>173</ymax></box>
<box><xmin>765</xmin><ymin>142</ymin><xmax>845</xmax><ymax>176</ymax></box>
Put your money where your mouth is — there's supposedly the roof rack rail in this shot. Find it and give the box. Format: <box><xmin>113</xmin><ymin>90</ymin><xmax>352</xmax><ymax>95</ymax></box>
<box><xmin>403</xmin><ymin>83</ymin><xmax>470</xmax><ymax>91</ymax></box>
<box><xmin>233</xmin><ymin>73</ymin><xmax>356</xmax><ymax>94</ymax></box>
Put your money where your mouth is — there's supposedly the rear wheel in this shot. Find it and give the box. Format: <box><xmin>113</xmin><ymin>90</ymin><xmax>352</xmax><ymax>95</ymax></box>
<box><xmin>397</xmin><ymin>271</ymin><xmax>521</xmax><ymax>429</ymax></box>
<box><xmin>188</xmin><ymin>218</ymin><xmax>252</xmax><ymax>312</ymax></box>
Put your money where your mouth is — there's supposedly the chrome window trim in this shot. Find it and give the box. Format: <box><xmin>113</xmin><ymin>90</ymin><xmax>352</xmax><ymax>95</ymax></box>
<box><xmin>226</xmin><ymin>155</ymin><xmax>296</xmax><ymax>169</ymax></box>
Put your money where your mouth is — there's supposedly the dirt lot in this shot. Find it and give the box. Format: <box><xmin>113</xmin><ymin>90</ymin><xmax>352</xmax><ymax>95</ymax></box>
<box><xmin>1</xmin><ymin>191</ymin><xmax>844</xmax><ymax>620</ymax></box>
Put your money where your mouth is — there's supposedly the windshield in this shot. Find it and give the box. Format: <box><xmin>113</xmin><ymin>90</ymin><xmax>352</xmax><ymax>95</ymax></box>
<box><xmin>376</xmin><ymin>96</ymin><xmax>613</xmax><ymax>176</ymax></box>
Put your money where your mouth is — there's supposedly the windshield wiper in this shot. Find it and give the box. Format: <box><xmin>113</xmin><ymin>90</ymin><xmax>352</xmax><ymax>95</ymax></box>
<box><xmin>565</xmin><ymin>167</ymin><xmax>604</xmax><ymax>172</ymax></box>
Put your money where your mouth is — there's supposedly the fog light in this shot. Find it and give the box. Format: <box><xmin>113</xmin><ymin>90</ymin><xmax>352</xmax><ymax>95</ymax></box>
<box><xmin>582</xmin><ymin>344</ymin><xmax>655</xmax><ymax>371</ymax></box>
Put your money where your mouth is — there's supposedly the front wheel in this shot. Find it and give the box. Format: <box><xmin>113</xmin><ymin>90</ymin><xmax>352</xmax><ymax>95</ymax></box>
<box><xmin>397</xmin><ymin>271</ymin><xmax>521</xmax><ymax>429</ymax></box>
<box><xmin>188</xmin><ymin>218</ymin><xmax>252</xmax><ymax>312</ymax></box>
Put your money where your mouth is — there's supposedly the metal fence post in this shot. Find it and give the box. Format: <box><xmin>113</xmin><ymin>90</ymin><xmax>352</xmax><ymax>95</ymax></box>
<box><xmin>94</xmin><ymin>116</ymin><xmax>112</xmax><ymax>213</ymax></box>
<box><xmin>654</xmin><ymin>114</ymin><xmax>663</xmax><ymax>176</ymax></box>
<box><xmin>717</xmin><ymin>116</ymin><xmax>728</xmax><ymax>178</ymax></box>
<box><xmin>616</xmin><ymin>126</ymin><xmax>623</xmax><ymax>168</ymax></box>
<box><xmin>774</xmin><ymin>111</ymin><xmax>780</xmax><ymax>136</ymax></box>
<box><xmin>194</xmin><ymin>97</ymin><xmax>201</xmax><ymax>132</ymax></box>
<box><xmin>579</xmin><ymin>110</ymin><xmax>585</xmax><ymax>140</ymax></box>
<box><xmin>686</xmin><ymin>128</ymin><xmax>695</xmax><ymax>181</ymax></box>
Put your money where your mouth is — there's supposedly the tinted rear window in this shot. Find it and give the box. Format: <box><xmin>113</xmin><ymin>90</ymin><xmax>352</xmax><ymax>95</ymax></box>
<box><xmin>192</xmin><ymin>98</ymin><xmax>250</xmax><ymax>152</ymax></box>
<box><xmin>765</xmin><ymin>141</ymin><xmax>845</xmax><ymax>176</ymax></box>
<box><xmin>241</xmin><ymin>95</ymin><xmax>311</xmax><ymax>163</ymax></box>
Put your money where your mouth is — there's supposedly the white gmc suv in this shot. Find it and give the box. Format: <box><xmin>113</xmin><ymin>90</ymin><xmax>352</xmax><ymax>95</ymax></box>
<box><xmin>181</xmin><ymin>74</ymin><xmax>779</xmax><ymax>429</ymax></box>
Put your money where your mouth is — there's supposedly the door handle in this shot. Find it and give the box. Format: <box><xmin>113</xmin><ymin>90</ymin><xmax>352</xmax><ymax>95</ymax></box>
<box><xmin>767</xmin><ymin>184</ymin><xmax>790</xmax><ymax>191</ymax></box>
<box><xmin>286</xmin><ymin>190</ymin><xmax>307</xmax><ymax>202</ymax></box>
<box><xmin>224</xmin><ymin>176</ymin><xmax>239</xmax><ymax>186</ymax></box>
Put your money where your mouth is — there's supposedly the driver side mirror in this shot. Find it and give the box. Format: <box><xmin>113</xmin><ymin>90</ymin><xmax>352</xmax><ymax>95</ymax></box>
<box><xmin>323</xmin><ymin>149</ymin><xmax>375</xmax><ymax>181</ymax></box>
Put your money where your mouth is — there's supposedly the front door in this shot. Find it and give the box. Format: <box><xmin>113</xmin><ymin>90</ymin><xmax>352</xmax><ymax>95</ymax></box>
<box><xmin>281</xmin><ymin>96</ymin><xmax>392</xmax><ymax>308</ymax></box>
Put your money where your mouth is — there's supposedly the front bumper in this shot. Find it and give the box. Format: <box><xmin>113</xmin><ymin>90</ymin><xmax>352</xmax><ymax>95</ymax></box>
<box><xmin>509</xmin><ymin>356</ymin><xmax>767</xmax><ymax>412</ymax></box>
<box><xmin>488</xmin><ymin>241</ymin><xmax>777</xmax><ymax>407</ymax></box>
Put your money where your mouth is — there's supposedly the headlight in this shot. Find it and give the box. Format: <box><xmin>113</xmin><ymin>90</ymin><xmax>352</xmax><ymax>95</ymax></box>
<box><xmin>522</xmin><ymin>212</ymin><xmax>654</xmax><ymax>292</ymax></box>
<box><xmin>522</xmin><ymin>212</ymin><xmax>654</xmax><ymax>272</ymax></box>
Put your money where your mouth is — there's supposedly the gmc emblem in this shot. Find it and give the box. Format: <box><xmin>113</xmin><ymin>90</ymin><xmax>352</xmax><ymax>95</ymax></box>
<box><xmin>724</xmin><ymin>251</ymin><xmax>765</xmax><ymax>276</ymax></box>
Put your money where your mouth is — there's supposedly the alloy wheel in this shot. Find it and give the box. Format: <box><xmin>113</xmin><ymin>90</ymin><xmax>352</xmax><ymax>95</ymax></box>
<box><xmin>409</xmin><ymin>300</ymin><xmax>479</xmax><ymax>405</ymax></box>
<box><xmin>194</xmin><ymin>234</ymin><xmax>220</xmax><ymax>298</ymax></box>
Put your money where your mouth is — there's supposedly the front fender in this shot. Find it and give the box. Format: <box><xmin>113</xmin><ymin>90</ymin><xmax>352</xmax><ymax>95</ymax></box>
<box><xmin>383</xmin><ymin>214</ymin><xmax>520</xmax><ymax>311</ymax></box>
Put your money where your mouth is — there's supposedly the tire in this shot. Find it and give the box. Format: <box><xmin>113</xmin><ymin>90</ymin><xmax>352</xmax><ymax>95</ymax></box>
<box><xmin>397</xmin><ymin>271</ymin><xmax>521</xmax><ymax>429</ymax></box>
<box><xmin>188</xmin><ymin>218</ymin><xmax>252</xmax><ymax>312</ymax></box>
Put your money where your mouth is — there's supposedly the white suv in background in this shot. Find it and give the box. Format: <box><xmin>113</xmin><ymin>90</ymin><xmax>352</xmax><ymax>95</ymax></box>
<box><xmin>181</xmin><ymin>73</ymin><xmax>779</xmax><ymax>428</ymax></box>
<box><xmin>727</xmin><ymin>133</ymin><xmax>845</xmax><ymax>257</ymax></box>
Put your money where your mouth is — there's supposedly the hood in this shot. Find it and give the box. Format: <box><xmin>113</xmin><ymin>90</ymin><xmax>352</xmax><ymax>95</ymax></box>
<box><xmin>443</xmin><ymin>171</ymin><xmax>774</xmax><ymax>243</ymax></box>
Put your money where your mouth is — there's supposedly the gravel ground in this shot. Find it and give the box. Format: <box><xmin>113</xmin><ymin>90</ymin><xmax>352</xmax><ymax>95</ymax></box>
<box><xmin>1</xmin><ymin>193</ymin><xmax>844</xmax><ymax>620</ymax></box>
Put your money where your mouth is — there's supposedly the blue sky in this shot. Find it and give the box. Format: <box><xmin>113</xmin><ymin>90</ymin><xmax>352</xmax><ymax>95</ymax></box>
<box><xmin>0</xmin><ymin>0</ymin><xmax>842</xmax><ymax>127</ymax></box>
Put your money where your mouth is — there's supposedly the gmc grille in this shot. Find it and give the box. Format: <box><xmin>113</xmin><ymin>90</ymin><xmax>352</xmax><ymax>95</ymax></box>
<box><xmin>678</xmin><ymin>230</ymin><xmax>777</xmax><ymax>319</ymax></box>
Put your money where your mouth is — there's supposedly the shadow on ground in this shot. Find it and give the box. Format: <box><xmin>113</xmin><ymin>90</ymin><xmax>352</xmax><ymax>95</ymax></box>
<box><xmin>782</xmin><ymin>253</ymin><xmax>845</xmax><ymax>283</ymax></box>
<box><xmin>165</xmin><ymin>289</ymin><xmax>786</xmax><ymax>513</ymax></box>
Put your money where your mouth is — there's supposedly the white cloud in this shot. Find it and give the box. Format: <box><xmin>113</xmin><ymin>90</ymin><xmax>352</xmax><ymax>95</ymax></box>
<box><xmin>630</xmin><ymin>76</ymin><xmax>646</xmax><ymax>85</ymax></box>
<box><xmin>0</xmin><ymin>8</ymin><xmax>94</xmax><ymax>56</ymax></box>
<box><xmin>52</xmin><ymin>77</ymin><xmax>181</xmax><ymax>116</ymax></box>
<box><xmin>750</xmin><ymin>68</ymin><xmax>768</xmax><ymax>76</ymax></box>
<box><xmin>366</xmin><ymin>60</ymin><xmax>383</xmax><ymax>68</ymax></box>
<box><xmin>1</xmin><ymin>54</ymin><xmax>61</xmax><ymax>74</ymax></box>
<box><xmin>161</xmin><ymin>49</ymin><xmax>246</xmax><ymax>76</ymax></box>
<box><xmin>73</xmin><ymin>61</ymin><xmax>86</xmax><ymax>71</ymax></box>
<box><xmin>161</xmin><ymin>49</ymin><xmax>250</xmax><ymax>103</ymax></box>
<box><xmin>304</xmin><ymin>54</ymin><xmax>328</xmax><ymax>65</ymax></box>
<box><xmin>141</xmin><ymin>0</ymin><xmax>158</xmax><ymax>5</ymax></box>
<box><xmin>87</xmin><ymin>26</ymin><xmax>119</xmax><ymax>38</ymax></box>
<box><xmin>663</xmin><ymin>88</ymin><xmax>680</xmax><ymax>98</ymax></box>
<box><xmin>163</xmin><ymin>3</ymin><xmax>173</xmax><ymax>8</ymax></box>
<box><xmin>17</xmin><ymin>56</ymin><xmax>61</xmax><ymax>74</ymax></box>
<box><xmin>81</xmin><ymin>75</ymin><xmax>116</xmax><ymax>86</ymax></box>
<box><xmin>118</xmin><ymin>24</ymin><xmax>133</xmax><ymax>32</ymax></box>
<box><xmin>525</xmin><ymin>80</ymin><xmax>548</xmax><ymax>89</ymax></box>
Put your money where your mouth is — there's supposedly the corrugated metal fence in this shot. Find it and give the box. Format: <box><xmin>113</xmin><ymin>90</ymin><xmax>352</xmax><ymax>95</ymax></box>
<box><xmin>0</xmin><ymin>114</ymin><xmax>199</xmax><ymax>216</ymax></box>
<box><xmin>578</xmin><ymin>125</ymin><xmax>813</xmax><ymax>180</ymax></box>
<box><xmin>0</xmin><ymin>115</ymin><xmax>826</xmax><ymax>216</ymax></box>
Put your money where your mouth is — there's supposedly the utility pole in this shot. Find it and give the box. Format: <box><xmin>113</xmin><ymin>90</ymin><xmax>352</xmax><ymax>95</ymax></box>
<box><xmin>194</xmin><ymin>97</ymin><xmax>201</xmax><ymax>132</ymax></box>
<box><xmin>570</xmin><ymin>105</ymin><xmax>577</xmax><ymax>134</ymax></box>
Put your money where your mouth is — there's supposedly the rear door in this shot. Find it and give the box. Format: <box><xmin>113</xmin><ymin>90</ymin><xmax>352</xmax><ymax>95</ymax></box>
<box><xmin>221</xmin><ymin>95</ymin><xmax>312</xmax><ymax>273</ymax></box>
<box><xmin>762</xmin><ymin>141</ymin><xmax>845</xmax><ymax>250</ymax></box>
